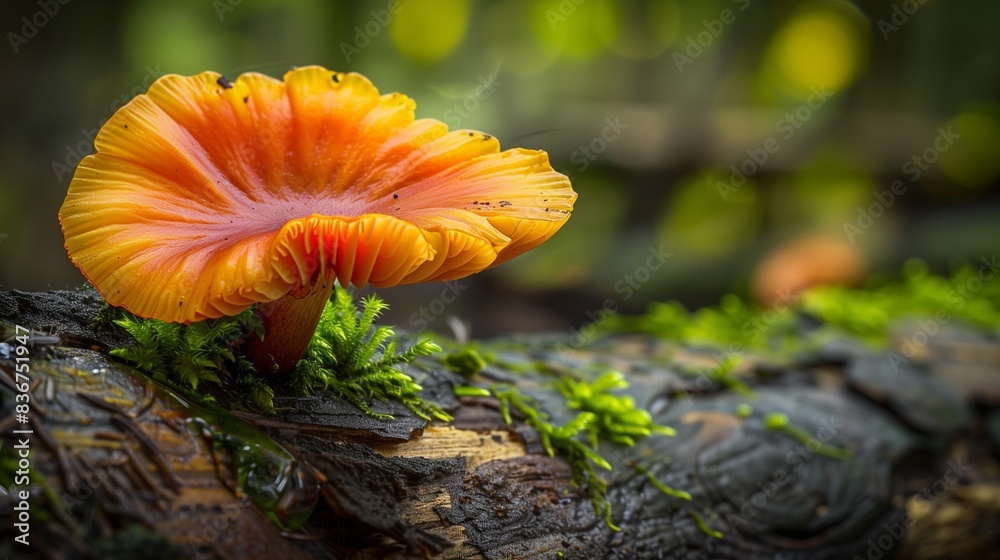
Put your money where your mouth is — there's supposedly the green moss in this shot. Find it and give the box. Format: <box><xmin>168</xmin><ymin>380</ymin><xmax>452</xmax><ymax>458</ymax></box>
<box><xmin>100</xmin><ymin>306</ymin><xmax>269</xmax><ymax>408</ymax></box>
<box><xmin>101</xmin><ymin>288</ymin><xmax>448</xmax><ymax>421</ymax></box>
<box><xmin>801</xmin><ymin>259</ymin><xmax>1000</xmax><ymax>344</ymax></box>
<box><xmin>604</xmin><ymin>259</ymin><xmax>1000</xmax><ymax>353</ymax></box>
<box><xmin>679</xmin><ymin>355</ymin><xmax>753</xmax><ymax>396</ymax></box>
<box><xmin>454</xmin><ymin>385</ymin><xmax>491</xmax><ymax>397</ymax></box>
<box><xmin>442</xmin><ymin>347</ymin><xmax>488</xmax><ymax>377</ymax></box>
<box><xmin>690</xmin><ymin>510</ymin><xmax>724</xmax><ymax>539</ymax></box>
<box><xmin>631</xmin><ymin>462</ymin><xmax>691</xmax><ymax>501</ymax></box>
<box><xmin>490</xmin><ymin>383</ymin><xmax>619</xmax><ymax>530</ymax></box>
<box><xmin>763</xmin><ymin>412</ymin><xmax>853</xmax><ymax>460</ymax></box>
<box><xmin>605</xmin><ymin>293</ymin><xmax>800</xmax><ymax>357</ymax></box>
<box><xmin>467</xmin><ymin>370</ymin><xmax>677</xmax><ymax>531</ymax></box>
<box><xmin>292</xmin><ymin>288</ymin><xmax>450</xmax><ymax>422</ymax></box>
<box><xmin>556</xmin><ymin>371</ymin><xmax>676</xmax><ymax>447</ymax></box>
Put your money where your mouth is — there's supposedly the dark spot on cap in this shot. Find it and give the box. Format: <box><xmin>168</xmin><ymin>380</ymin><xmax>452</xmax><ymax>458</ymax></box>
<box><xmin>392</xmin><ymin>193</ymin><xmax>399</xmax><ymax>199</ymax></box>
<box><xmin>179</xmin><ymin>300</ymin><xmax>183</xmax><ymax>307</ymax></box>
<box><xmin>482</xmin><ymin>134</ymin><xmax>492</xmax><ymax>142</ymax></box>
<box><xmin>217</xmin><ymin>76</ymin><xmax>234</xmax><ymax>89</ymax></box>
<box><xmin>468</xmin><ymin>132</ymin><xmax>474</xmax><ymax>137</ymax></box>
<box><xmin>243</xmin><ymin>96</ymin><xmax>249</xmax><ymax>103</ymax></box>
<box><xmin>499</xmin><ymin>200</ymin><xmax>512</xmax><ymax>207</ymax></box>
<box><xmin>332</xmin><ymin>73</ymin><xmax>340</xmax><ymax>83</ymax></box>
<box><xmin>123</xmin><ymin>124</ymin><xmax>128</xmax><ymax>129</ymax></box>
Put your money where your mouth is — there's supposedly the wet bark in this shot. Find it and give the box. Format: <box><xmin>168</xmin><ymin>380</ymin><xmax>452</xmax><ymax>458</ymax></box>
<box><xmin>1</xmin><ymin>288</ymin><xmax>999</xmax><ymax>559</ymax></box>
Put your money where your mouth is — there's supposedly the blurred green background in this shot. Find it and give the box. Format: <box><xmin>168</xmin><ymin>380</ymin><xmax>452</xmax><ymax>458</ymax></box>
<box><xmin>1</xmin><ymin>0</ymin><xmax>999</xmax><ymax>336</ymax></box>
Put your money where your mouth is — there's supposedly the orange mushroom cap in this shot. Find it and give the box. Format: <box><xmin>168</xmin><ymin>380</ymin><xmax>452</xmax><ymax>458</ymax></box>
<box><xmin>59</xmin><ymin>66</ymin><xmax>576</xmax><ymax>324</ymax></box>
<box><xmin>752</xmin><ymin>233</ymin><xmax>866</xmax><ymax>307</ymax></box>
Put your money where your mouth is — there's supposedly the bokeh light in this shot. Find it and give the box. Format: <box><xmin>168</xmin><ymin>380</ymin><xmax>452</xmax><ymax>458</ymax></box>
<box><xmin>530</xmin><ymin>0</ymin><xmax>618</xmax><ymax>59</ymax></box>
<box><xmin>762</xmin><ymin>6</ymin><xmax>869</xmax><ymax>100</ymax></box>
<box><xmin>649</xmin><ymin>0</ymin><xmax>682</xmax><ymax>46</ymax></box>
<box><xmin>660</xmin><ymin>169</ymin><xmax>763</xmax><ymax>257</ymax></box>
<box><xmin>1</xmin><ymin>0</ymin><xmax>998</xmax><ymax>334</ymax></box>
<box><xmin>390</xmin><ymin>0</ymin><xmax>471</xmax><ymax>64</ymax></box>
<box><xmin>122</xmin><ymin>1</ymin><xmax>228</xmax><ymax>75</ymax></box>
<box><xmin>939</xmin><ymin>105</ymin><xmax>1000</xmax><ymax>191</ymax></box>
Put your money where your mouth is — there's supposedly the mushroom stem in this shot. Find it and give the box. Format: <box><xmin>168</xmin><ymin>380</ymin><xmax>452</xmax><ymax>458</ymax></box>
<box><xmin>245</xmin><ymin>283</ymin><xmax>335</xmax><ymax>375</ymax></box>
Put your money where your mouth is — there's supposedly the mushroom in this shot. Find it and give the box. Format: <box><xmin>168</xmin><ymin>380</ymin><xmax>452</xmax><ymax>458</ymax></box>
<box><xmin>59</xmin><ymin>66</ymin><xmax>576</xmax><ymax>374</ymax></box>
<box><xmin>752</xmin><ymin>233</ymin><xmax>865</xmax><ymax>307</ymax></box>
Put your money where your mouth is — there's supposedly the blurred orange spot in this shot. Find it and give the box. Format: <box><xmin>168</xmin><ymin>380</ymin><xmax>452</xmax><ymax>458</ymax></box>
<box><xmin>752</xmin><ymin>234</ymin><xmax>866</xmax><ymax>306</ymax></box>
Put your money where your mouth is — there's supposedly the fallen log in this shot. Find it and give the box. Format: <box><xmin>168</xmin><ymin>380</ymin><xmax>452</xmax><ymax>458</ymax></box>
<box><xmin>1</xmin><ymin>288</ymin><xmax>999</xmax><ymax>559</ymax></box>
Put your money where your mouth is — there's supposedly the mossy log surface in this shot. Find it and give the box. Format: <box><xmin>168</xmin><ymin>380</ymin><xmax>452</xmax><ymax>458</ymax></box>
<box><xmin>2</xmin><ymin>288</ymin><xmax>1000</xmax><ymax>559</ymax></box>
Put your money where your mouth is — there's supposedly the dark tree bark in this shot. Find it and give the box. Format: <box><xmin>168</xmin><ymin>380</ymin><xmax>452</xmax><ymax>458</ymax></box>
<box><xmin>1</xmin><ymin>288</ymin><xmax>999</xmax><ymax>559</ymax></box>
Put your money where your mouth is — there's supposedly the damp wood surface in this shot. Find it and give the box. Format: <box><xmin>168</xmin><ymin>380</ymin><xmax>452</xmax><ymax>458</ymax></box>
<box><xmin>2</xmin><ymin>288</ymin><xmax>1000</xmax><ymax>559</ymax></box>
